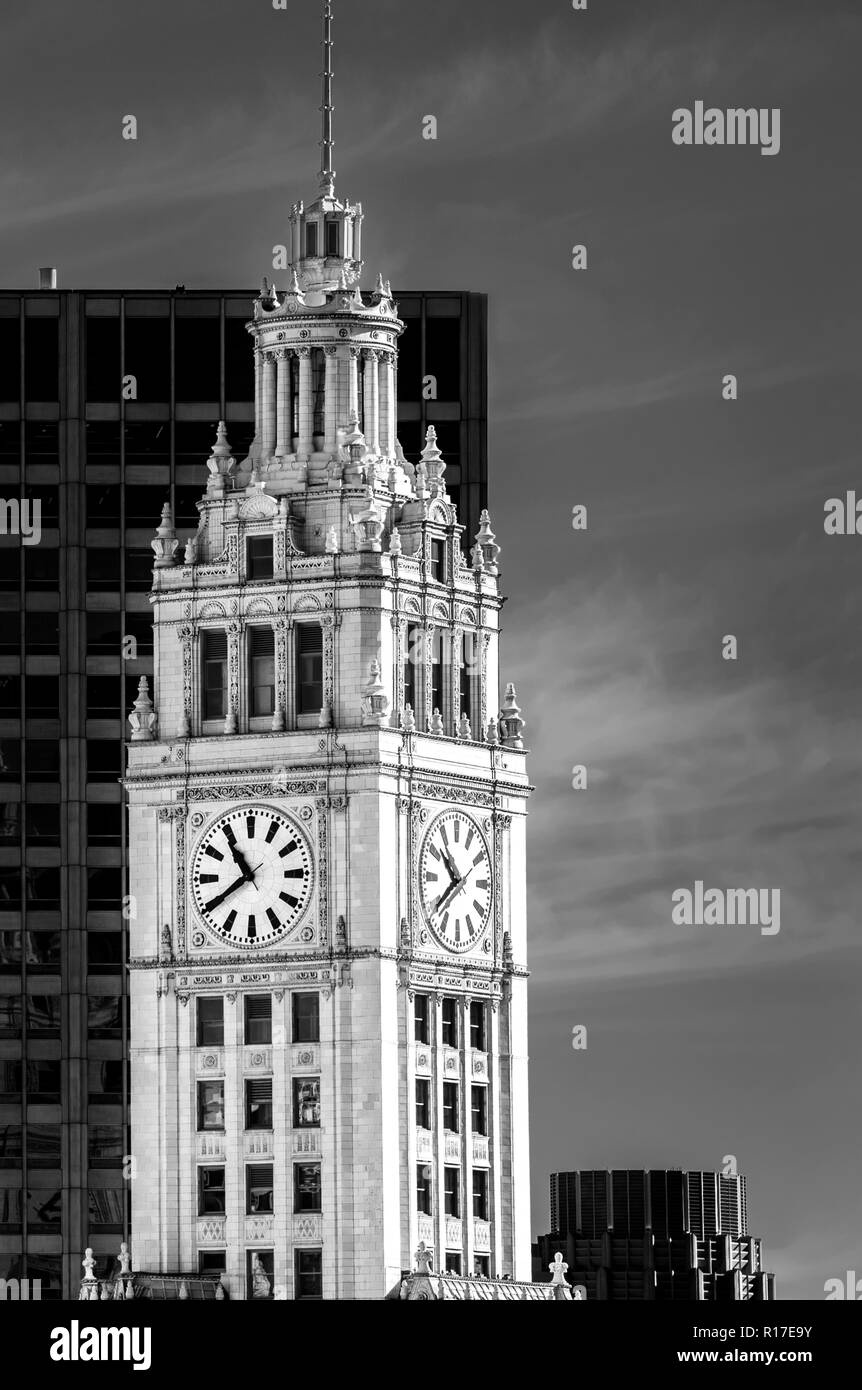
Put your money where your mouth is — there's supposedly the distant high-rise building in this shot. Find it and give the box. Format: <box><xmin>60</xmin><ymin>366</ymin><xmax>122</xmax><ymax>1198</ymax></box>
<box><xmin>535</xmin><ymin>1169</ymin><xmax>775</xmax><ymax>1300</ymax></box>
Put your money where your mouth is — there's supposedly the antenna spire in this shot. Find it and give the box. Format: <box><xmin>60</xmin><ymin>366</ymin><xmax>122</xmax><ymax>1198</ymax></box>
<box><xmin>319</xmin><ymin>0</ymin><xmax>335</xmax><ymax>196</ymax></box>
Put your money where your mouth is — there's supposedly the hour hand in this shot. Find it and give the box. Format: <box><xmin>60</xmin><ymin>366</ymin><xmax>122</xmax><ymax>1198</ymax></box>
<box><xmin>205</xmin><ymin>875</ymin><xmax>247</xmax><ymax>911</ymax></box>
<box><xmin>440</xmin><ymin>846</ymin><xmax>459</xmax><ymax>883</ymax></box>
<box><xmin>229</xmin><ymin>844</ymin><xmax>254</xmax><ymax>879</ymax></box>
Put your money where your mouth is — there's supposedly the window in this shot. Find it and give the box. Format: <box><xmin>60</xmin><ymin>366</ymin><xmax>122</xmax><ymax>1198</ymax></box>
<box><xmin>85</xmin><ymin>317</ymin><xmax>120</xmax><ymax>402</ymax></box>
<box><xmin>197</xmin><ymin>1080</ymin><xmax>224</xmax><ymax>1131</ymax></box>
<box><xmin>414</xmin><ymin>993</ymin><xmax>429</xmax><ymax>1045</ymax></box>
<box><xmin>27</xmin><ymin>1059</ymin><xmax>61</xmax><ymax>1098</ymax></box>
<box><xmin>403</xmin><ymin>624</ymin><xmax>419</xmax><ymax>716</ymax></box>
<box><xmin>26</xmin><ymin>675</ymin><xmax>59</xmax><ymax>719</ymax></box>
<box><xmin>429</xmin><ymin>537</ymin><xmax>445</xmax><ymax>582</ymax></box>
<box><xmin>473</xmin><ymin>1168</ymin><xmax>489</xmax><ymax>1220</ymax></box>
<box><xmin>443</xmin><ymin>1167</ymin><xmax>460</xmax><ymax>1217</ymax></box>
<box><xmin>0</xmin><ymin>312</ymin><xmax>21</xmax><ymax>403</ymax></box>
<box><xmin>325</xmin><ymin>220</ymin><xmax>340</xmax><ymax>256</ymax></box>
<box><xmin>0</xmin><ymin>1061</ymin><xmax>21</xmax><ymax>1095</ymax></box>
<box><xmin>199</xmin><ymin>1252</ymin><xmax>226</xmax><ymax>1277</ymax></box>
<box><xmin>224</xmin><ymin>315</ymin><xmax>255</xmax><ymax>401</ymax></box>
<box><xmin>425</xmin><ymin>310</ymin><xmax>461</xmax><ymax>400</ymax></box>
<box><xmin>124</xmin><ymin>483</ymin><xmax>169</xmax><ymax>526</ymax></box>
<box><xmin>0</xmin><ymin>675</ymin><xmax>20</xmax><ymax>713</ymax></box>
<box><xmin>87</xmin><ymin>996</ymin><xmax>122</xmax><ymax>1039</ymax></box>
<box><xmin>86</xmin><ymin>739</ymin><xmax>122</xmax><ymax>783</ymax></box>
<box><xmin>23</xmin><ymin>547</ymin><xmax>59</xmax><ymax>592</ymax></box>
<box><xmin>248</xmin><ymin>1249</ymin><xmax>274</xmax><ymax>1300</ymax></box>
<box><xmin>87</xmin><ymin>1125</ymin><xmax>122</xmax><ymax>1169</ymax></box>
<box><xmin>292</xmin><ymin>991</ymin><xmax>319</xmax><ymax>1043</ymax></box>
<box><xmin>85</xmin><ymin>484</ymin><xmax>121</xmax><ymax>527</ymax></box>
<box><xmin>473</xmin><ymin>1255</ymin><xmax>490</xmax><ymax>1277</ymax></box>
<box><xmin>25</xmin><ymin>803</ymin><xmax>60</xmax><ymax>845</ymax></box>
<box><xmin>296</xmin><ymin>625</ymin><xmax>323</xmax><ymax>714</ymax></box>
<box><xmin>471</xmin><ymin>1085</ymin><xmax>488</xmax><ymax>1136</ymax></box>
<box><xmin>246</xmin><ymin>1164</ymin><xmax>274</xmax><ymax>1214</ymax></box>
<box><xmin>293</xmin><ymin>1078</ymin><xmax>320</xmax><ymax>1128</ymax></box>
<box><xmin>25</xmin><ymin>612</ymin><xmax>59</xmax><ymax>655</ymax></box>
<box><xmin>0</xmin><ymin>998</ymin><xmax>22</xmax><ymax>1036</ymax></box>
<box><xmin>88</xmin><ymin>1060</ymin><xmax>124</xmax><ymax>1103</ymax></box>
<box><xmin>305</xmin><ymin>223</ymin><xmax>318</xmax><ymax>257</ymax></box>
<box><xmin>24</xmin><ymin>317</ymin><xmax>59</xmax><ymax>402</ymax></box>
<box><xmin>27</xmin><ymin>931</ymin><xmax>62</xmax><ymax>969</ymax></box>
<box><xmin>124</xmin><ymin>315</ymin><xmax>170</xmax><ymax>401</ymax></box>
<box><xmin>430</xmin><ymin>628</ymin><xmax>443</xmax><ymax>721</ymax></box>
<box><xmin>197</xmin><ymin>996</ymin><xmax>224</xmax><ymax>1047</ymax></box>
<box><xmin>125</xmin><ymin>549</ymin><xmax>155</xmax><ymax>592</ymax></box>
<box><xmin>174</xmin><ymin>316</ymin><xmax>220</xmax><ymax>402</ymax></box>
<box><xmin>248</xmin><ymin>627</ymin><xmax>275</xmax><ymax>717</ymax></box>
<box><xmin>415</xmin><ymin>1078</ymin><xmax>431</xmax><ymax>1129</ymax></box>
<box><xmin>86</xmin><ymin>867</ymin><xmax>123</xmax><ymax>909</ymax></box>
<box><xmin>86</xmin><ymin>803</ymin><xmax>123</xmax><ymax>847</ymax></box>
<box><xmin>469</xmin><ymin>1001</ymin><xmax>487</xmax><ymax>1052</ymax></box>
<box><xmin>294</xmin><ymin>1163</ymin><xmax>321</xmax><ymax>1212</ymax></box>
<box><xmin>459</xmin><ymin>630</ymin><xmax>478</xmax><ymax>734</ymax></box>
<box><xmin>445</xmin><ymin>1252</ymin><xmax>462</xmax><ymax>1274</ymax></box>
<box><xmin>27</xmin><ymin>995</ymin><xmax>61</xmax><ymax>1033</ymax></box>
<box><xmin>245</xmin><ymin>1078</ymin><xmax>273</xmax><ymax>1130</ymax></box>
<box><xmin>295</xmin><ymin>1249</ymin><xmax>323</xmax><ymax>1300</ymax></box>
<box><xmin>442</xmin><ymin>1082</ymin><xmax>459</xmax><ymax>1133</ymax></box>
<box><xmin>86</xmin><ymin>613</ymin><xmax>122</xmax><ymax>656</ymax></box>
<box><xmin>202</xmin><ymin>630</ymin><xmax>227</xmax><ymax>721</ymax></box>
<box><xmin>199</xmin><ymin>1167</ymin><xmax>226</xmax><ymax>1215</ymax></box>
<box><xmin>244</xmin><ymin>994</ymin><xmax>271</xmax><ymax>1045</ymax></box>
<box><xmin>441</xmin><ymin>997</ymin><xmax>459</xmax><ymax>1048</ymax></box>
<box><xmin>0</xmin><ymin>1123</ymin><xmax>22</xmax><ymax>1165</ymax></box>
<box><xmin>247</xmin><ymin>537</ymin><xmax>273</xmax><ymax>581</ymax></box>
<box><xmin>28</xmin><ymin>744</ymin><xmax>60</xmax><ymax>787</ymax></box>
<box><xmin>416</xmin><ymin>1164</ymin><xmax>432</xmax><ymax>1216</ymax></box>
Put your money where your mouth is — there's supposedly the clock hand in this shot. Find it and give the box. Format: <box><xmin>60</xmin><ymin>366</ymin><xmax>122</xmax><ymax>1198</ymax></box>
<box><xmin>205</xmin><ymin>874</ymin><xmax>249</xmax><ymax>912</ymax></box>
<box><xmin>229</xmin><ymin>844</ymin><xmax>255</xmax><ymax>880</ymax></box>
<box><xmin>439</xmin><ymin>846</ymin><xmax>459</xmax><ymax>884</ymax></box>
<box><xmin>248</xmin><ymin>863</ymin><xmax>264</xmax><ymax>891</ymax></box>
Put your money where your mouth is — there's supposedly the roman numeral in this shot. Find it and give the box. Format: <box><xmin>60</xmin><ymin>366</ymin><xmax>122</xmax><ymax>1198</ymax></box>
<box><xmin>266</xmin><ymin>908</ymin><xmax>280</xmax><ymax>930</ymax></box>
<box><xmin>279</xmin><ymin>840</ymin><xmax>298</xmax><ymax>858</ymax></box>
<box><xmin>204</xmin><ymin>846</ymin><xmax>224</xmax><ymax>861</ymax></box>
<box><xmin>246</xmin><ymin>814</ymin><xmax>256</xmax><ymax>839</ymax></box>
<box><xmin>265</xmin><ymin>821</ymin><xmax>278</xmax><ymax>844</ymax></box>
<box><xmin>199</xmin><ymin>873</ymin><xmax>218</xmax><ymax>884</ymax></box>
<box><xmin>223</xmin><ymin>910</ymin><xmax>237</xmax><ymax>933</ymax></box>
<box><xmin>247</xmin><ymin>915</ymin><xmax>256</xmax><ymax>939</ymax></box>
<box><xmin>280</xmin><ymin>892</ymin><xmax>299</xmax><ymax>908</ymax></box>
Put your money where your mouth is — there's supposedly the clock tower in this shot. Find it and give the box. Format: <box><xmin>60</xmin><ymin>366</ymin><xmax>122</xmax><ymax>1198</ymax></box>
<box><xmin>125</xmin><ymin>0</ymin><xmax>532</xmax><ymax>1299</ymax></box>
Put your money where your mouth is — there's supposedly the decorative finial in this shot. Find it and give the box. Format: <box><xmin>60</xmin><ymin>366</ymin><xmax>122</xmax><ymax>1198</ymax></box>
<box><xmin>128</xmin><ymin>676</ymin><xmax>157</xmax><ymax>742</ymax></box>
<box><xmin>401</xmin><ymin>703</ymin><xmax>416</xmax><ymax>733</ymax></box>
<box><xmin>458</xmin><ymin>712</ymin><xmax>472</xmax><ymax>740</ymax></box>
<box><xmin>388</xmin><ymin>526</ymin><xmax>402</xmax><ymax>557</ymax></box>
<box><xmin>420</xmin><ymin>426</ymin><xmax>446</xmax><ymax>492</ymax></box>
<box><xmin>206</xmin><ymin>421</ymin><xmax>236</xmax><ymax>495</ymax></box>
<box><xmin>361</xmin><ymin>658</ymin><xmax>390</xmax><ymax>727</ymax></box>
<box><xmin>499</xmin><ymin>683</ymin><xmax>525</xmax><ymax>749</ymax></box>
<box><xmin>429</xmin><ymin>707</ymin><xmax>444</xmax><ymax>735</ymax></box>
<box><xmin>475</xmin><ymin>509</ymin><xmax>501</xmax><ymax>574</ymax></box>
<box><xmin>319</xmin><ymin>0</ymin><xmax>336</xmax><ymax>196</ymax></box>
<box><xmin>151</xmin><ymin>503</ymin><xmax>178</xmax><ymax>569</ymax></box>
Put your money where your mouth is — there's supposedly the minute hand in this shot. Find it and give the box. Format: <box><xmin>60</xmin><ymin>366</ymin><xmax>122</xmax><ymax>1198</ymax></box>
<box><xmin>205</xmin><ymin>875</ymin><xmax>248</xmax><ymax>912</ymax></box>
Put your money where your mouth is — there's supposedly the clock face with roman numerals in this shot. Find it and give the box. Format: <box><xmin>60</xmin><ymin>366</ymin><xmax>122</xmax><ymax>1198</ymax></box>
<box><xmin>418</xmin><ymin>810</ymin><xmax>493</xmax><ymax>954</ymax></box>
<box><xmin>191</xmin><ymin>806</ymin><xmax>313</xmax><ymax>949</ymax></box>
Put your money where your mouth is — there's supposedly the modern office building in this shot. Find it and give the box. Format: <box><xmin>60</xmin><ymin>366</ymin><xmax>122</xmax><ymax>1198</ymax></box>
<box><xmin>0</xmin><ymin>283</ymin><xmax>486</xmax><ymax>1297</ymax></box>
<box><xmin>533</xmin><ymin>1169</ymin><xmax>776</xmax><ymax>1300</ymax></box>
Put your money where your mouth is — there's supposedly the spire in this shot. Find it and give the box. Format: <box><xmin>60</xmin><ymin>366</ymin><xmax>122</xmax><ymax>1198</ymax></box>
<box><xmin>319</xmin><ymin>0</ymin><xmax>335</xmax><ymax>197</ymax></box>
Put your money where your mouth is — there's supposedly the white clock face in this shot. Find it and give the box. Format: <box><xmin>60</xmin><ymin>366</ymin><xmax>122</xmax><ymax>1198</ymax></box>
<box><xmin>419</xmin><ymin>810</ymin><xmax>493</xmax><ymax>953</ymax></box>
<box><xmin>191</xmin><ymin>806</ymin><xmax>313</xmax><ymax>949</ymax></box>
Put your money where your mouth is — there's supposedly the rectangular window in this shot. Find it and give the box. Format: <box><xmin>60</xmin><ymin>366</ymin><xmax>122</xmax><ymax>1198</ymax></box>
<box><xmin>441</xmin><ymin>996</ymin><xmax>459</xmax><ymax>1048</ymax></box>
<box><xmin>459</xmin><ymin>630</ymin><xmax>478</xmax><ymax>734</ymax></box>
<box><xmin>403</xmin><ymin>624</ymin><xmax>419</xmax><ymax>718</ymax></box>
<box><xmin>293</xmin><ymin>1078</ymin><xmax>321</xmax><ymax>1128</ymax></box>
<box><xmin>199</xmin><ymin>1251</ymin><xmax>226</xmax><ymax>1277</ymax></box>
<box><xmin>469</xmin><ymin>1000</ymin><xmax>487</xmax><ymax>1052</ymax></box>
<box><xmin>295</xmin><ymin>1249</ymin><xmax>322</xmax><ymax>1301</ymax></box>
<box><xmin>87</xmin><ymin>995</ymin><xmax>122</xmax><ymax>1039</ymax></box>
<box><xmin>325</xmin><ymin>220</ymin><xmax>340</xmax><ymax>256</ymax></box>
<box><xmin>445</xmin><ymin>1251</ymin><xmax>462</xmax><ymax>1274</ymax></box>
<box><xmin>430</xmin><ymin>628</ymin><xmax>443</xmax><ymax>722</ymax></box>
<box><xmin>429</xmin><ymin>537</ymin><xmax>445</xmax><ymax>582</ymax></box>
<box><xmin>197</xmin><ymin>997</ymin><xmax>224</xmax><ymax>1047</ymax></box>
<box><xmin>416</xmin><ymin>1164</ymin><xmax>432</xmax><ymax>1216</ymax></box>
<box><xmin>197</xmin><ymin>1080</ymin><xmax>224</xmax><ymax>1131</ymax></box>
<box><xmin>248</xmin><ymin>1249</ymin><xmax>274</xmax><ymax>1300</ymax></box>
<box><xmin>24</xmin><ymin>317</ymin><xmax>59</xmax><ymax>402</ymax></box>
<box><xmin>296</xmin><ymin>624</ymin><xmax>323</xmax><ymax>714</ymax></box>
<box><xmin>473</xmin><ymin>1255</ymin><xmax>490</xmax><ymax>1277</ymax></box>
<box><xmin>244</xmin><ymin>994</ymin><xmax>272</xmax><ymax>1045</ymax></box>
<box><xmin>473</xmin><ymin>1168</ymin><xmax>489</xmax><ymax>1220</ymax></box>
<box><xmin>471</xmin><ymin>1085</ymin><xmax>488</xmax><ymax>1136</ymax></box>
<box><xmin>246</xmin><ymin>1163</ymin><xmax>274</xmax><ymax>1214</ymax></box>
<box><xmin>415</xmin><ymin>1078</ymin><xmax>431</xmax><ymax>1129</ymax></box>
<box><xmin>245</xmin><ymin>1078</ymin><xmax>273</xmax><ymax>1130</ymax></box>
<box><xmin>202</xmin><ymin>630</ymin><xmax>227</xmax><ymax>721</ymax></box>
<box><xmin>249</xmin><ymin>627</ymin><xmax>275</xmax><ymax>717</ymax></box>
<box><xmin>414</xmin><ymin>993</ymin><xmax>429</xmax><ymax>1044</ymax></box>
<box><xmin>444</xmin><ymin>1167</ymin><xmax>460</xmax><ymax>1217</ymax></box>
<box><xmin>198</xmin><ymin>1166</ymin><xmax>226</xmax><ymax>1215</ymax></box>
<box><xmin>294</xmin><ymin>1163</ymin><xmax>321</xmax><ymax>1212</ymax></box>
<box><xmin>292</xmin><ymin>992</ymin><xmax>319</xmax><ymax>1042</ymax></box>
<box><xmin>442</xmin><ymin>1082</ymin><xmax>459</xmax><ymax>1133</ymax></box>
<box><xmin>305</xmin><ymin>223</ymin><xmax>318</xmax><ymax>257</ymax></box>
<box><xmin>247</xmin><ymin>536</ymin><xmax>274</xmax><ymax>581</ymax></box>
<box><xmin>86</xmin><ymin>932</ymin><xmax>122</xmax><ymax>972</ymax></box>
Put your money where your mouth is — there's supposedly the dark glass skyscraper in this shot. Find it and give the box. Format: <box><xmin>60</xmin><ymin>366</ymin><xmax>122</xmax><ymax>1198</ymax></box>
<box><xmin>0</xmin><ymin>285</ymin><xmax>487</xmax><ymax>1298</ymax></box>
<box><xmin>535</xmin><ymin>1169</ymin><xmax>775</xmax><ymax>1300</ymax></box>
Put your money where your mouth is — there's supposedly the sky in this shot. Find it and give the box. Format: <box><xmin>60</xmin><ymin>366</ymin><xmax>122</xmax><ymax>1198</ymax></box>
<box><xmin>2</xmin><ymin>0</ymin><xmax>860</xmax><ymax>1298</ymax></box>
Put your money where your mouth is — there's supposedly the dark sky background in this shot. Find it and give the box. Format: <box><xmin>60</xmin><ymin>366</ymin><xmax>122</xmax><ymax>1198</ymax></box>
<box><xmin>2</xmin><ymin>0</ymin><xmax>860</xmax><ymax>1297</ymax></box>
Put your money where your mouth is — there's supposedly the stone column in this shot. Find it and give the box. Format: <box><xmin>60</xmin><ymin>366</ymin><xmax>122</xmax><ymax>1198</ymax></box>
<box><xmin>261</xmin><ymin>354</ymin><xmax>277</xmax><ymax>460</ymax></box>
<box><xmin>379</xmin><ymin>351</ymin><xmax>395</xmax><ymax>457</ymax></box>
<box><xmin>275</xmin><ymin>350</ymin><xmax>292</xmax><ymax>457</ymax></box>
<box><xmin>363</xmin><ymin>350</ymin><xmax>379</xmax><ymax>454</ymax></box>
<box><xmin>348</xmin><ymin>347</ymin><xmax>361</xmax><ymax>424</ymax></box>
<box><xmin>297</xmin><ymin>348</ymin><xmax>313</xmax><ymax>458</ymax></box>
<box><xmin>323</xmin><ymin>347</ymin><xmax>339</xmax><ymax>457</ymax></box>
<box><xmin>253</xmin><ymin>344</ymin><xmax>262</xmax><ymax>450</ymax></box>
